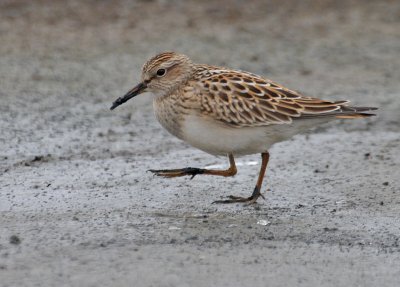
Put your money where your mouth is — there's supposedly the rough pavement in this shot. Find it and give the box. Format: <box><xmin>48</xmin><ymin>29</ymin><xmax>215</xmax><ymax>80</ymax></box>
<box><xmin>1</xmin><ymin>1</ymin><xmax>399</xmax><ymax>286</ymax></box>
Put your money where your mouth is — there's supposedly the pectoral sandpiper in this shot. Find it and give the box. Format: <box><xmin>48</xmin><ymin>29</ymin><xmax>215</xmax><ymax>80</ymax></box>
<box><xmin>110</xmin><ymin>52</ymin><xmax>377</xmax><ymax>204</ymax></box>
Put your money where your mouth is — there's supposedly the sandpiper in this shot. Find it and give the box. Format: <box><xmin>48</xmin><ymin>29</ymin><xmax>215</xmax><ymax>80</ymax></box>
<box><xmin>110</xmin><ymin>52</ymin><xmax>377</xmax><ymax>204</ymax></box>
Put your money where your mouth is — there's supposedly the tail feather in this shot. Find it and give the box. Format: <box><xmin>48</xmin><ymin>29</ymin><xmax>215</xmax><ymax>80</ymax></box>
<box><xmin>335</xmin><ymin>106</ymin><xmax>377</xmax><ymax>118</ymax></box>
<box><xmin>341</xmin><ymin>106</ymin><xmax>378</xmax><ymax>113</ymax></box>
<box><xmin>298</xmin><ymin>105</ymin><xmax>378</xmax><ymax>120</ymax></box>
<box><xmin>335</xmin><ymin>113</ymin><xmax>376</xmax><ymax>119</ymax></box>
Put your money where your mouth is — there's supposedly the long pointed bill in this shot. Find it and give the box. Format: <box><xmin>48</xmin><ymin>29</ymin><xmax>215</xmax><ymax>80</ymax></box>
<box><xmin>110</xmin><ymin>82</ymin><xmax>147</xmax><ymax>110</ymax></box>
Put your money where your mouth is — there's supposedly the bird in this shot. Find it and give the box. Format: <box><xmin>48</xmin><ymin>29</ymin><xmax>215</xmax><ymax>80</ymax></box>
<box><xmin>110</xmin><ymin>52</ymin><xmax>377</xmax><ymax>204</ymax></box>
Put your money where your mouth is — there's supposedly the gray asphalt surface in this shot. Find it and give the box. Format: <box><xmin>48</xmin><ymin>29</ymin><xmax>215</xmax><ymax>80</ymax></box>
<box><xmin>1</xmin><ymin>1</ymin><xmax>400</xmax><ymax>286</ymax></box>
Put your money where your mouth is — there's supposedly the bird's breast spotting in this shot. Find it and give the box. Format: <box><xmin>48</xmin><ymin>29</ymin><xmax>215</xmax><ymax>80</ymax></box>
<box><xmin>153</xmin><ymin>97</ymin><xmax>185</xmax><ymax>140</ymax></box>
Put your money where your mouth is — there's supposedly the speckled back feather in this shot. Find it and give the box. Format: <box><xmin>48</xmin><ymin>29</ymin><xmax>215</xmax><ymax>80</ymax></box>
<box><xmin>191</xmin><ymin>65</ymin><xmax>376</xmax><ymax>127</ymax></box>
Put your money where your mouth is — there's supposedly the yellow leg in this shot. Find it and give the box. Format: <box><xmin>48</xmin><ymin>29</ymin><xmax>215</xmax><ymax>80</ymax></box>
<box><xmin>213</xmin><ymin>152</ymin><xmax>270</xmax><ymax>204</ymax></box>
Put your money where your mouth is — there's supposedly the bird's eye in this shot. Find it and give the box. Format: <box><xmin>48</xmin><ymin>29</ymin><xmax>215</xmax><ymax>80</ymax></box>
<box><xmin>156</xmin><ymin>69</ymin><xmax>166</xmax><ymax>77</ymax></box>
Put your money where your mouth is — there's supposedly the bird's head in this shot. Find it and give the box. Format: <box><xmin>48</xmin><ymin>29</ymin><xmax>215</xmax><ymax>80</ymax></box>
<box><xmin>110</xmin><ymin>52</ymin><xmax>193</xmax><ymax>110</ymax></box>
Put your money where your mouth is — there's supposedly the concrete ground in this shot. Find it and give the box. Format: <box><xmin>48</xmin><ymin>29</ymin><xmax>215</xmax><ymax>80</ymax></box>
<box><xmin>1</xmin><ymin>1</ymin><xmax>399</xmax><ymax>286</ymax></box>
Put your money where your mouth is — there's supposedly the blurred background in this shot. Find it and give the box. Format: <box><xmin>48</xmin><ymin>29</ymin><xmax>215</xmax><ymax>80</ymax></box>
<box><xmin>1</xmin><ymin>0</ymin><xmax>399</xmax><ymax>157</ymax></box>
<box><xmin>1</xmin><ymin>0</ymin><xmax>399</xmax><ymax>155</ymax></box>
<box><xmin>1</xmin><ymin>1</ymin><xmax>400</xmax><ymax>286</ymax></box>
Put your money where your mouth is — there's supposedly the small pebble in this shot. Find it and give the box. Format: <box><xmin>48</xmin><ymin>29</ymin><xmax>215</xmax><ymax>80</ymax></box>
<box><xmin>168</xmin><ymin>226</ymin><xmax>181</xmax><ymax>230</ymax></box>
<box><xmin>257</xmin><ymin>219</ymin><xmax>270</xmax><ymax>226</ymax></box>
<box><xmin>9</xmin><ymin>235</ymin><xmax>21</xmax><ymax>245</ymax></box>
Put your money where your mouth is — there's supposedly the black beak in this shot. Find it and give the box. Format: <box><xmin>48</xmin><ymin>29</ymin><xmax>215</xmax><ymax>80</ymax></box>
<box><xmin>110</xmin><ymin>82</ymin><xmax>147</xmax><ymax>110</ymax></box>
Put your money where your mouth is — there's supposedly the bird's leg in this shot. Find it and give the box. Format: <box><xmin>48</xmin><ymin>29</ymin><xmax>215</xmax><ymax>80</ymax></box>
<box><xmin>149</xmin><ymin>154</ymin><xmax>237</xmax><ymax>179</ymax></box>
<box><xmin>214</xmin><ymin>152</ymin><xmax>270</xmax><ymax>204</ymax></box>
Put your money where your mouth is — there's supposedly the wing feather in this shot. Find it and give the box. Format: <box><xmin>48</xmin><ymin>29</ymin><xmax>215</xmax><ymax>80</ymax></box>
<box><xmin>196</xmin><ymin>70</ymin><xmax>375</xmax><ymax>127</ymax></box>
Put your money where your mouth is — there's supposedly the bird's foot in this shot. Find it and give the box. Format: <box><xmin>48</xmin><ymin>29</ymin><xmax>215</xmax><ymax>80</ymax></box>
<box><xmin>212</xmin><ymin>187</ymin><xmax>265</xmax><ymax>204</ymax></box>
<box><xmin>148</xmin><ymin>167</ymin><xmax>204</xmax><ymax>179</ymax></box>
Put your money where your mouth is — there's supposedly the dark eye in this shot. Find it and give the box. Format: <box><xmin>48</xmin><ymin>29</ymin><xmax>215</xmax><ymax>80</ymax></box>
<box><xmin>156</xmin><ymin>69</ymin><xmax>166</xmax><ymax>77</ymax></box>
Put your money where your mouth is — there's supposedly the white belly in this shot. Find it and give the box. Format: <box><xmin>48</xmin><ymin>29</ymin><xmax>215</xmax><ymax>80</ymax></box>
<box><xmin>181</xmin><ymin>115</ymin><xmax>330</xmax><ymax>156</ymax></box>
<box><xmin>181</xmin><ymin>115</ymin><xmax>281</xmax><ymax>156</ymax></box>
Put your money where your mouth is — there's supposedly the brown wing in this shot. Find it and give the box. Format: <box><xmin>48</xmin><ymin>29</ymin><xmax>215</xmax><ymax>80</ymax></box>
<box><xmin>197</xmin><ymin>70</ymin><xmax>366</xmax><ymax>127</ymax></box>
